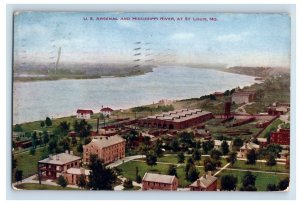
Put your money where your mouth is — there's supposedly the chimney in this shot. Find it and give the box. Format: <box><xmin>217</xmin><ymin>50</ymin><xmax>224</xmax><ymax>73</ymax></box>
<box><xmin>56</xmin><ymin>155</ymin><xmax>59</xmax><ymax>161</ymax></box>
<box><xmin>197</xmin><ymin>179</ymin><xmax>200</xmax><ymax>186</ymax></box>
<box><xmin>65</xmin><ymin>150</ymin><xmax>69</xmax><ymax>154</ymax></box>
<box><xmin>49</xmin><ymin>154</ymin><xmax>53</xmax><ymax>160</ymax></box>
<box><xmin>96</xmin><ymin>118</ymin><xmax>99</xmax><ymax>133</ymax></box>
<box><xmin>70</xmin><ymin>151</ymin><xmax>73</xmax><ymax>155</ymax></box>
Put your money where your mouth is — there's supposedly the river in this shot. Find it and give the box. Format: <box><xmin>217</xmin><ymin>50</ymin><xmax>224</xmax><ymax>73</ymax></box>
<box><xmin>13</xmin><ymin>66</ymin><xmax>257</xmax><ymax>124</ymax></box>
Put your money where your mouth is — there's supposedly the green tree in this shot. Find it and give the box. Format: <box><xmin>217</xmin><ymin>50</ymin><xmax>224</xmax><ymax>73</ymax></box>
<box><xmin>177</xmin><ymin>152</ymin><xmax>185</xmax><ymax>163</ymax></box>
<box><xmin>42</xmin><ymin>131</ymin><xmax>49</xmax><ymax>145</ymax></box>
<box><xmin>77</xmin><ymin>143</ymin><xmax>83</xmax><ymax>153</ymax></box>
<box><xmin>202</xmin><ymin>141</ymin><xmax>214</xmax><ymax>154</ymax></box>
<box><xmin>266</xmin><ymin>184</ymin><xmax>278</xmax><ymax>191</ymax></box>
<box><xmin>15</xmin><ymin>169</ymin><xmax>23</xmax><ymax>183</ymax></box>
<box><xmin>29</xmin><ymin>147</ymin><xmax>36</xmax><ymax>155</ymax></box>
<box><xmin>240</xmin><ymin>171</ymin><xmax>257</xmax><ymax>191</ymax></box>
<box><xmin>57</xmin><ymin>175</ymin><xmax>68</xmax><ymax>187</ymax></box>
<box><xmin>192</xmin><ymin>148</ymin><xmax>201</xmax><ymax>162</ymax></box>
<box><xmin>187</xmin><ymin>166</ymin><xmax>199</xmax><ymax>182</ymax></box>
<box><xmin>167</xmin><ymin>165</ymin><xmax>177</xmax><ymax>177</ymax></box>
<box><xmin>73</xmin><ymin>120</ymin><xmax>92</xmax><ymax>138</ymax></box>
<box><xmin>77</xmin><ymin>174</ymin><xmax>87</xmax><ymax>189</ymax></box>
<box><xmin>170</xmin><ymin>138</ymin><xmax>180</xmax><ymax>152</ymax></box>
<box><xmin>58</xmin><ymin>121</ymin><xmax>70</xmax><ymax>135</ymax></box>
<box><xmin>185</xmin><ymin>158</ymin><xmax>195</xmax><ymax>179</ymax></box>
<box><xmin>31</xmin><ymin>131</ymin><xmax>37</xmax><ymax>149</ymax></box>
<box><xmin>227</xmin><ymin>152</ymin><xmax>237</xmax><ymax>166</ymax></box>
<box><xmin>204</xmin><ymin>158</ymin><xmax>216</xmax><ymax>172</ymax></box>
<box><xmin>221</xmin><ymin>141</ymin><xmax>229</xmax><ymax>155</ymax></box>
<box><xmin>246</xmin><ymin>149</ymin><xmax>257</xmax><ymax>165</ymax></box>
<box><xmin>146</xmin><ymin>151</ymin><xmax>157</xmax><ymax>167</ymax></box>
<box><xmin>14</xmin><ymin>124</ymin><xmax>23</xmax><ymax>132</ymax></box>
<box><xmin>123</xmin><ymin>179</ymin><xmax>133</xmax><ymax>189</ymax></box>
<box><xmin>277</xmin><ymin>177</ymin><xmax>289</xmax><ymax>191</ymax></box>
<box><xmin>210</xmin><ymin>149</ymin><xmax>222</xmax><ymax>161</ymax></box>
<box><xmin>221</xmin><ymin>175</ymin><xmax>237</xmax><ymax>191</ymax></box>
<box><xmin>45</xmin><ymin>117</ymin><xmax>52</xmax><ymax>127</ymax></box>
<box><xmin>266</xmin><ymin>153</ymin><xmax>277</xmax><ymax>166</ymax></box>
<box><xmin>87</xmin><ymin>154</ymin><xmax>116</xmax><ymax>190</ymax></box>
<box><xmin>40</xmin><ymin>121</ymin><xmax>45</xmax><ymax>128</ymax></box>
<box><xmin>233</xmin><ymin>138</ymin><xmax>243</xmax><ymax>149</ymax></box>
<box><xmin>154</xmin><ymin>140</ymin><xmax>164</xmax><ymax>157</ymax></box>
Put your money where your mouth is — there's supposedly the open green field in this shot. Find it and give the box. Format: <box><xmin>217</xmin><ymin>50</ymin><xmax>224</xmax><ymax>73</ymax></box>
<box><xmin>216</xmin><ymin>169</ymin><xmax>288</xmax><ymax>191</ymax></box>
<box><xmin>118</xmin><ymin>160</ymin><xmax>204</xmax><ymax>188</ymax></box>
<box><xmin>14</xmin><ymin>183</ymin><xmax>77</xmax><ymax>190</ymax></box>
<box><xmin>232</xmin><ymin>160</ymin><xmax>289</xmax><ymax>173</ymax></box>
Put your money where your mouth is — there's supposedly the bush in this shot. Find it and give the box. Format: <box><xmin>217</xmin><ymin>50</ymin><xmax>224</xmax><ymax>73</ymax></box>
<box><xmin>57</xmin><ymin>175</ymin><xmax>68</xmax><ymax>187</ymax></box>
<box><xmin>123</xmin><ymin>179</ymin><xmax>133</xmax><ymax>189</ymax></box>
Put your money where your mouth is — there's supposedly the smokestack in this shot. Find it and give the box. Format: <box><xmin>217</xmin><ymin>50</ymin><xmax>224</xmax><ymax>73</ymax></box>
<box><xmin>97</xmin><ymin>118</ymin><xmax>99</xmax><ymax>133</ymax></box>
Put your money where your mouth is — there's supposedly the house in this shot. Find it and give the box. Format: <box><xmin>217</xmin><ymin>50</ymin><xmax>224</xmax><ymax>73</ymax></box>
<box><xmin>232</xmin><ymin>91</ymin><xmax>256</xmax><ymax>104</ymax></box>
<box><xmin>270</xmin><ymin>128</ymin><xmax>290</xmax><ymax>145</ymax></box>
<box><xmin>238</xmin><ymin>142</ymin><xmax>260</xmax><ymax>158</ymax></box>
<box><xmin>100</xmin><ymin>107</ymin><xmax>113</xmax><ymax>117</ymax></box>
<box><xmin>142</xmin><ymin>172</ymin><xmax>178</xmax><ymax>191</ymax></box>
<box><xmin>214</xmin><ymin>140</ymin><xmax>232</xmax><ymax>151</ymax></box>
<box><xmin>63</xmin><ymin>167</ymin><xmax>90</xmax><ymax>185</ymax></box>
<box><xmin>83</xmin><ymin>135</ymin><xmax>126</xmax><ymax>165</ymax></box>
<box><xmin>189</xmin><ymin>172</ymin><xmax>217</xmax><ymax>191</ymax></box>
<box><xmin>257</xmin><ymin>138</ymin><xmax>268</xmax><ymax>148</ymax></box>
<box><xmin>38</xmin><ymin>151</ymin><xmax>81</xmax><ymax>180</ymax></box>
<box><xmin>76</xmin><ymin>109</ymin><xmax>93</xmax><ymax>119</ymax></box>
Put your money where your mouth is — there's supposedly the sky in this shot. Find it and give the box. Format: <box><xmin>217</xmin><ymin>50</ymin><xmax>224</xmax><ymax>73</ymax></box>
<box><xmin>13</xmin><ymin>12</ymin><xmax>291</xmax><ymax>68</ymax></box>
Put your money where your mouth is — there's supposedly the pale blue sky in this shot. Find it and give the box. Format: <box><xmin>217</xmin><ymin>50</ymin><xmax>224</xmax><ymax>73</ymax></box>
<box><xmin>14</xmin><ymin>12</ymin><xmax>291</xmax><ymax>68</ymax></box>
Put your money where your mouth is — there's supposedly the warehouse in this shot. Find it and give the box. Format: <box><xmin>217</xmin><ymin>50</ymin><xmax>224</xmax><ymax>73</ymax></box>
<box><xmin>138</xmin><ymin>109</ymin><xmax>213</xmax><ymax>130</ymax></box>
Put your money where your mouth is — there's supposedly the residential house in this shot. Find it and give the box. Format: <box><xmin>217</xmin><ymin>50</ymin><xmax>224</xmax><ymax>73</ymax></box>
<box><xmin>100</xmin><ymin>107</ymin><xmax>113</xmax><ymax>117</ymax></box>
<box><xmin>238</xmin><ymin>142</ymin><xmax>260</xmax><ymax>158</ymax></box>
<box><xmin>142</xmin><ymin>172</ymin><xmax>178</xmax><ymax>191</ymax></box>
<box><xmin>76</xmin><ymin>109</ymin><xmax>93</xmax><ymax>119</ymax></box>
<box><xmin>189</xmin><ymin>172</ymin><xmax>217</xmax><ymax>191</ymax></box>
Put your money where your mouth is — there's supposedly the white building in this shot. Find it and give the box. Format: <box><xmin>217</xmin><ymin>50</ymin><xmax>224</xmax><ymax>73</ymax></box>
<box><xmin>100</xmin><ymin>107</ymin><xmax>113</xmax><ymax>117</ymax></box>
<box><xmin>76</xmin><ymin>109</ymin><xmax>94</xmax><ymax>119</ymax></box>
<box><xmin>214</xmin><ymin>140</ymin><xmax>233</xmax><ymax>151</ymax></box>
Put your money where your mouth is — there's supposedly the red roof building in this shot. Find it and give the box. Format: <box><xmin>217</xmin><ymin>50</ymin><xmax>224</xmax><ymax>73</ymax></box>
<box><xmin>189</xmin><ymin>172</ymin><xmax>217</xmax><ymax>191</ymax></box>
<box><xmin>76</xmin><ymin>109</ymin><xmax>94</xmax><ymax>119</ymax></box>
<box><xmin>270</xmin><ymin>128</ymin><xmax>290</xmax><ymax>145</ymax></box>
<box><xmin>101</xmin><ymin>107</ymin><xmax>113</xmax><ymax>116</ymax></box>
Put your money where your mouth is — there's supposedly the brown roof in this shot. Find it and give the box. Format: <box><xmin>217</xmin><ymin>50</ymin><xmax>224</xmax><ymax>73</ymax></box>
<box><xmin>189</xmin><ymin>175</ymin><xmax>217</xmax><ymax>188</ymax></box>
<box><xmin>142</xmin><ymin>172</ymin><xmax>176</xmax><ymax>184</ymax></box>
<box><xmin>101</xmin><ymin>107</ymin><xmax>113</xmax><ymax>112</ymax></box>
<box><xmin>38</xmin><ymin>153</ymin><xmax>81</xmax><ymax>165</ymax></box>
<box><xmin>85</xmin><ymin>135</ymin><xmax>125</xmax><ymax>149</ymax></box>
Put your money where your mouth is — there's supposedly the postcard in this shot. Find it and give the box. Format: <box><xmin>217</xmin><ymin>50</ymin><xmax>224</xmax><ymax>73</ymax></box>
<box><xmin>12</xmin><ymin>12</ymin><xmax>290</xmax><ymax>191</ymax></box>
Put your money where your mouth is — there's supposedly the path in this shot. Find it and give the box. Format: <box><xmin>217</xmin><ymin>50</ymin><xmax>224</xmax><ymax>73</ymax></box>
<box><xmin>107</xmin><ymin>155</ymin><xmax>144</xmax><ymax>168</ymax></box>
<box><xmin>234</xmin><ymin>102</ymin><xmax>254</xmax><ymax>114</ymax></box>
<box><xmin>213</xmin><ymin>162</ymin><xmax>231</xmax><ymax>176</ymax></box>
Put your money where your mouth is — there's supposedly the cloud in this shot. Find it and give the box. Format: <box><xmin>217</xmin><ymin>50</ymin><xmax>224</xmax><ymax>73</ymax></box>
<box><xmin>116</xmin><ymin>20</ymin><xmax>139</xmax><ymax>30</ymax></box>
<box><xmin>170</xmin><ymin>32</ymin><xmax>195</xmax><ymax>40</ymax></box>
<box><xmin>216</xmin><ymin>32</ymin><xmax>249</xmax><ymax>42</ymax></box>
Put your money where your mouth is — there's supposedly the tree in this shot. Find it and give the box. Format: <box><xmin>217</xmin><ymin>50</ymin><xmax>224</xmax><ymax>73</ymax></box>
<box><xmin>84</xmin><ymin>137</ymin><xmax>92</xmax><ymax>145</ymax></box>
<box><xmin>87</xmin><ymin>154</ymin><xmax>116</xmax><ymax>190</ymax></box>
<box><xmin>146</xmin><ymin>151</ymin><xmax>157</xmax><ymax>167</ymax></box>
<box><xmin>185</xmin><ymin>158</ymin><xmax>195</xmax><ymax>179</ymax></box>
<box><xmin>31</xmin><ymin>131</ymin><xmax>37</xmax><ymax>149</ymax></box>
<box><xmin>71</xmin><ymin>137</ymin><xmax>77</xmax><ymax>145</ymax></box>
<box><xmin>15</xmin><ymin>169</ymin><xmax>23</xmax><ymax>183</ymax></box>
<box><xmin>123</xmin><ymin>179</ymin><xmax>133</xmax><ymax>189</ymax></box>
<box><xmin>73</xmin><ymin>120</ymin><xmax>92</xmax><ymax>138</ymax></box>
<box><xmin>227</xmin><ymin>152</ymin><xmax>237</xmax><ymax>166</ymax></box>
<box><xmin>77</xmin><ymin>143</ymin><xmax>83</xmax><ymax>153</ymax></box>
<box><xmin>277</xmin><ymin>177</ymin><xmax>289</xmax><ymax>191</ymax></box>
<box><xmin>210</xmin><ymin>149</ymin><xmax>222</xmax><ymax>161</ymax></box>
<box><xmin>14</xmin><ymin>124</ymin><xmax>23</xmax><ymax>132</ymax></box>
<box><xmin>58</xmin><ymin>121</ymin><xmax>70</xmax><ymax>135</ymax></box>
<box><xmin>40</xmin><ymin>121</ymin><xmax>45</xmax><ymax>128</ymax></box>
<box><xmin>266</xmin><ymin>184</ymin><xmax>278</xmax><ymax>191</ymax></box>
<box><xmin>170</xmin><ymin>138</ymin><xmax>180</xmax><ymax>152</ymax></box>
<box><xmin>29</xmin><ymin>147</ymin><xmax>36</xmax><ymax>155</ymax></box>
<box><xmin>154</xmin><ymin>140</ymin><xmax>164</xmax><ymax>157</ymax></box>
<box><xmin>192</xmin><ymin>148</ymin><xmax>201</xmax><ymax>162</ymax></box>
<box><xmin>42</xmin><ymin>131</ymin><xmax>49</xmax><ymax>145</ymax></box>
<box><xmin>246</xmin><ymin>149</ymin><xmax>257</xmax><ymax>165</ymax></box>
<box><xmin>177</xmin><ymin>152</ymin><xmax>185</xmax><ymax>163</ymax></box>
<box><xmin>168</xmin><ymin>165</ymin><xmax>177</xmax><ymax>177</ymax></box>
<box><xmin>220</xmin><ymin>175</ymin><xmax>237</xmax><ymax>191</ymax></box>
<box><xmin>45</xmin><ymin>117</ymin><xmax>52</xmax><ymax>127</ymax></box>
<box><xmin>187</xmin><ymin>166</ymin><xmax>199</xmax><ymax>182</ymax></box>
<box><xmin>221</xmin><ymin>141</ymin><xmax>229</xmax><ymax>155</ymax></box>
<box><xmin>240</xmin><ymin>171</ymin><xmax>257</xmax><ymax>191</ymax></box>
<box><xmin>203</xmin><ymin>157</ymin><xmax>216</xmax><ymax>172</ymax></box>
<box><xmin>233</xmin><ymin>138</ymin><xmax>243</xmax><ymax>149</ymax></box>
<box><xmin>48</xmin><ymin>140</ymin><xmax>57</xmax><ymax>154</ymax></box>
<box><xmin>77</xmin><ymin>174</ymin><xmax>87</xmax><ymax>189</ymax></box>
<box><xmin>266</xmin><ymin>153</ymin><xmax>277</xmax><ymax>166</ymax></box>
<box><xmin>57</xmin><ymin>175</ymin><xmax>68</xmax><ymax>187</ymax></box>
<box><xmin>202</xmin><ymin>141</ymin><xmax>214</xmax><ymax>154</ymax></box>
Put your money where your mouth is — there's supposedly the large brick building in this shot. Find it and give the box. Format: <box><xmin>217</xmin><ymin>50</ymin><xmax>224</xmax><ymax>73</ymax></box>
<box><xmin>270</xmin><ymin>128</ymin><xmax>290</xmax><ymax>145</ymax></box>
<box><xmin>38</xmin><ymin>151</ymin><xmax>81</xmax><ymax>180</ymax></box>
<box><xmin>189</xmin><ymin>172</ymin><xmax>217</xmax><ymax>191</ymax></box>
<box><xmin>232</xmin><ymin>91</ymin><xmax>256</xmax><ymax>104</ymax></box>
<box><xmin>83</xmin><ymin>135</ymin><xmax>126</xmax><ymax>164</ymax></box>
<box><xmin>138</xmin><ymin>109</ymin><xmax>213</xmax><ymax>130</ymax></box>
<box><xmin>142</xmin><ymin>172</ymin><xmax>178</xmax><ymax>191</ymax></box>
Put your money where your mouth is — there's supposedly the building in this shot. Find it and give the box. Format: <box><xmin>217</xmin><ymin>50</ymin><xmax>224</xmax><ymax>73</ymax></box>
<box><xmin>257</xmin><ymin>138</ymin><xmax>268</xmax><ymax>148</ymax></box>
<box><xmin>76</xmin><ymin>109</ymin><xmax>93</xmax><ymax>119</ymax></box>
<box><xmin>232</xmin><ymin>91</ymin><xmax>256</xmax><ymax>104</ymax></box>
<box><xmin>138</xmin><ymin>109</ymin><xmax>213</xmax><ymax>130</ymax></box>
<box><xmin>267</xmin><ymin>107</ymin><xmax>284</xmax><ymax>116</ymax></box>
<box><xmin>83</xmin><ymin>135</ymin><xmax>126</xmax><ymax>164</ymax></box>
<box><xmin>142</xmin><ymin>172</ymin><xmax>178</xmax><ymax>191</ymax></box>
<box><xmin>63</xmin><ymin>167</ymin><xmax>90</xmax><ymax>185</ymax></box>
<box><xmin>270</xmin><ymin>128</ymin><xmax>290</xmax><ymax>145</ymax></box>
<box><xmin>214</xmin><ymin>140</ymin><xmax>233</xmax><ymax>151</ymax></box>
<box><xmin>238</xmin><ymin>142</ymin><xmax>260</xmax><ymax>158</ymax></box>
<box><xmin>189</xmin><ymin>172</ymin><xmax>217</xmax><ymax>191</ymax></box>
<box><xmin>38</xmin><ymin>151</ymin><xmax>81</xmax><ymax>180</ymax></box>
<box><xmin>101</xmin><ymin>107</ymin><xmax>113</xmax><ymax>117</ymax></box>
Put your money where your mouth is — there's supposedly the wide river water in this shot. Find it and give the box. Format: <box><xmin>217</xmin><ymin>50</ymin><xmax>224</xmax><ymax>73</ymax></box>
<box><xmin>13</xmin><ymin>66</ymin><xmax>257</xmax><ymax>124</ymax></box>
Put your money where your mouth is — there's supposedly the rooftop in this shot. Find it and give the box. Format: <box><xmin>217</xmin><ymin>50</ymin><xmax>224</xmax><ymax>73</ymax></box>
<box><xmin>189</xmin><ymin>174</ymin><xmax>217</xmax><ymax>188</ymax></box>
<box><xmin>66</xmin><ymin>168</ymin><xmax>90</xmax><ymax>175</ymax></box>
<box><xmin>240</xmin><ymin>142</ymin><xmax>260</xmax><ymax>150</ymax></box>
<box><xmin>77</xmin><ymin>109</ymin><xmax>93</xmax><ymax>114</ymax></box>
<box><xmin>101</xmin><ymin>107</ymin><xmax>113</xmax><ymax>112</ymax></box>
<box><xmin>38</xmin><ymin>153</ymin><xmax>81</xmax><ymax>165</ymax></box>
<box><xmin>85</xmin><ymin>135</ymin><xmax>125</xmax><ymax>149</ymax></box>
<box><xmin>142</xmin><ymin>172</ymin><xmax>176</xmax><ymax>184</ymax></box>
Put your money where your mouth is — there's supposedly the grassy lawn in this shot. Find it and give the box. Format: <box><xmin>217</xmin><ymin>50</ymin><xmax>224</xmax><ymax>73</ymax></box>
<box><xmin>259</xmin><ymin>118</ymin><xmax>283</xmax><ymax>138</ymax></box>
<box><xmin>217</xmin><ymin>169</ymin><xmax>288</xmax><ymax>191</ymax></box>
<box><xmin>15</xmin><ymin>183</ymin><xmax>76</xmax><ymax>190</ymax></box>
<box><xmin>118</xmin><ymin>160</ymin><xmax>204</xmax><ymax>188</ymax></box>
<box><xmin>14</xmin><ymin>147</ymin><xmax>48</xmax><ymax>180</ymax></box>
<box><xmin>232</xmin><ymin>160</ymin><xmax>289</xmax><ymax>173</ymax></box>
